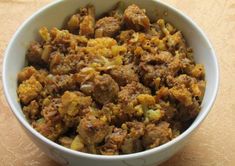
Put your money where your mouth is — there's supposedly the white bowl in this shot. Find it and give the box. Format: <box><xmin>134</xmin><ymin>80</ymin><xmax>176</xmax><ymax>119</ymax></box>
<box><xmin>2</xmin><ymin>0</ymin><xmax>219</xmax><ymax>166</ymax></box>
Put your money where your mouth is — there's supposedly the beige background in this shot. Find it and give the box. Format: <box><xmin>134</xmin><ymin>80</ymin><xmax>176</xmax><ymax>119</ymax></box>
<box><xmin>0</xmin><ymin>0</ymin><xmax>235</xmax><ymax>165</ymax></box>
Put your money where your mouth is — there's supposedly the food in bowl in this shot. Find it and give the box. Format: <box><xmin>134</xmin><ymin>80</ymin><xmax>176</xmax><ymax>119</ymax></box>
<box><xmin>16</xmin><ymin>3</ymin><xmax>206</xmax><ymax>155</ymax></box>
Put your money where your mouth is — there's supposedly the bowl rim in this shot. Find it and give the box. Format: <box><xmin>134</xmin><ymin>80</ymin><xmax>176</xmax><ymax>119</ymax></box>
<box><xmin>2</xmin><ymin>0</ymin><xmax>219</xmax><ymax>160</ymax></box>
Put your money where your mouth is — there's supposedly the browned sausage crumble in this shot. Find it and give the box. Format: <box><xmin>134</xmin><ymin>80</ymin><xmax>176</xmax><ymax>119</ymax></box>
<box><xmin>17</xmin><ymin>3</ymin><xmax>206</xmax><ymax>155</ymax></box>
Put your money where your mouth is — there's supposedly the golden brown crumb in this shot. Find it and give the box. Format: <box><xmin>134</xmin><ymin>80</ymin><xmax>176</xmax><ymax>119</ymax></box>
<box><xmin>17</xmin><ymin>76</ymin><xmax>42</xmax><ymax>104</ymax></box>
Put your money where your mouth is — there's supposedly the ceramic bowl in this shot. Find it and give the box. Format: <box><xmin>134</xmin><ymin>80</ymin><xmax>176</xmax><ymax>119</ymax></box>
<box><xmin>2</xmin><ymin>0</ymin><xmax>219</xmax><ymax>165</ymax></box>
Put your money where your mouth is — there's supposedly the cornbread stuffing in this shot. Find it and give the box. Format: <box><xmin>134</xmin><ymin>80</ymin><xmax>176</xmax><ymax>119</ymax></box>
<box><xmin>17</xmin><ymin>3</ymin><xmax>206</xmax><ymax>155</ymax></box>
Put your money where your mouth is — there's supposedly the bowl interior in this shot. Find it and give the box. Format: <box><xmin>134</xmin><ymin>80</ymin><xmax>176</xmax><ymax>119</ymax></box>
<box><xmin>3</xmin><ymin>0</ymin><xmax>218</xmax><ymax>157</ymax></box>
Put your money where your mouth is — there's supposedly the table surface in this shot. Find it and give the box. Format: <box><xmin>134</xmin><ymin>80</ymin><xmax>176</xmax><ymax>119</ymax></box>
<box><xmin>0</xmin><ymin>0</ymin><xmax>235</xmax><ymax>165</ymax></box>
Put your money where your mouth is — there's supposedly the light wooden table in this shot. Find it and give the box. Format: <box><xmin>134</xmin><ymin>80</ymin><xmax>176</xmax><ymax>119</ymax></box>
<box><xmin>0</xmin><ymin>0</ymin><xmax>234</xmax><ymax>165</ymax></box>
